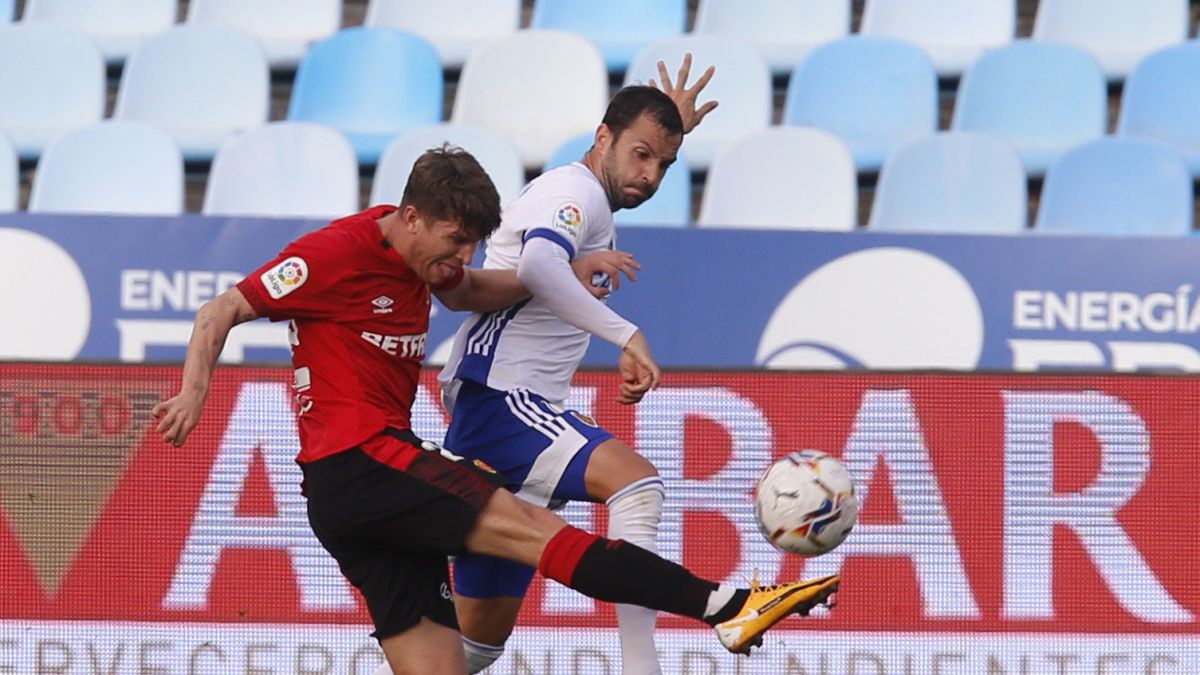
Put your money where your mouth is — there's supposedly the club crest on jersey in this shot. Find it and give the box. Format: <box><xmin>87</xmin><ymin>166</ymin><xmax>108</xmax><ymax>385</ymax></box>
<box><xmin>261</xmin><ymin>256</ymin><xmax>308</xmax><ymax>299</ymax></box>
<box><xmin>553</xmin><ymin>202</ymin><xmax>584</xmax><ymax>238</ymax></box>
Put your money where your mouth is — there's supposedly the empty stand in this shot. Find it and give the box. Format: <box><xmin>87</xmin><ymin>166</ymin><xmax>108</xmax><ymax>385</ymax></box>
<box><xmin>784</xmin><ymin>36</ymin><xmax>937</xmax><ymax>172</ymax></box>
<box><xmin>22</xmin><ymin>0</ymin><xmax>175</xmax><ymax>63</ymax></box>
<box><xmin>861</xmin><ymin>0</ymin><xmax>1014</xmax><ymax>77</ymax></box>
<box><xmin>1035</xmin><ymin>137</ymin><xmax>1193</xmax><ymax>236</ymax></box>
<box><xmin>186</xmin><ymin>0</ymin><xmax>341</xmax><ymax>68</ymax></box>
<box><xmin>952</xmin><ymin>40</ymin><xmax>1106</xmax><ymax>175</ymax></box>
<box><xmin>0</xmin><ymin>131</ymin><xmax>15</xmax><ymax>212</ymax></box>
<box><xmin>530</xmin><ymin>0</ymin><xmax>685</xmax><ymax>72</ymax></box>
<box><xmin>203</xmin><ymin>122</ymin><xmax>359</xmax><ymax>219</ymax></box>
<box><xmin>364</xmin><ymin>0</ymin><xmax>519</xmax><ymax>69</ymax></box>
<box><xmin>544</xmin><ymin>132</ymin><xmax>691</xmax><ymax>227</ymax></box>
<box><xmin>1118</xmin><ymin>43</ymin><xmax>1200</xmax><ymax>176</ymax></box>
<box><xmin>1032</xmin><ymin>0</ymin><xmax>1188</xmax><ymax>79</ymax></box>
<box><xmin>693</xmin><ymin>0</ymin><xmax>851</xmax><ymax>76</ymax></box>
<box><xmin>288</xmin><ymin>27</ymin><xmax>442</xmax><ymax>165</ymax></box>
<box><xmin>114</xmin><ymin>25</ymin><xmax>269</xmax><ymax>162</ymax></box>
<box><xmin>453</xmin><ymin>30</ymin><xmax>608</xmax><ymax>170</ymax></box>
<box><xmin>371</xmin><ymin>123</ymin><xmax>526</xmax><ymax>208</ymax></box>
<box><xmin>626</xmin><ymin>35</ymin><xmax>771</xmax><ymax>172</ymax></box>
<box><xmin>698</xmin><ymin>127</ymin><xmax>856</xmax><ymax>230</ymax></box>
<box><xmin>869</xmin><ymin>132</ymin><xmax>1027</xmax><ymax>234</ymax></box>
<box><xmin>28</xmin><ymin>121</ymin><xmax>183</xmax><ymax>215</ymax></box>
<box><xmin>0</xmin><ymin>24</ymin><xmax>104</xmax><ymax>161</ymax></box>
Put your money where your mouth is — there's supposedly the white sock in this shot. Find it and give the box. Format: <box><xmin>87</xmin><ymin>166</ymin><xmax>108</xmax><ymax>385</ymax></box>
<box><xmin>704</xmin><ymin>584</ymin><xmax>738</xmax><ymax>620</ymax></box>
<box><xmin>606</xmin><ymin>477</ymin><xmax>666</xmax><ymax>675</ymax></box>
<box><xmin>463</xmin><ymin>637</ymin><xmax>504</xmax><ymax>673</ymax></box>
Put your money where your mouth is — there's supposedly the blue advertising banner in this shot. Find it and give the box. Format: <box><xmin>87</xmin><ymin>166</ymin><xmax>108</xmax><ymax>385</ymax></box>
<box><xmin>4</xmin><ymin>212</ymin><xmax>1200</xmax><ymax>371</ymax></box>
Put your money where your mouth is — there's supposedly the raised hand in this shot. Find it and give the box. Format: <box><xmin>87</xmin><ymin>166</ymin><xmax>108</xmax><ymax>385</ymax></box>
<box><xmin>648</xmin><ymin>52</ymin><xmax>719</xmax><ymax>134</ymax></box>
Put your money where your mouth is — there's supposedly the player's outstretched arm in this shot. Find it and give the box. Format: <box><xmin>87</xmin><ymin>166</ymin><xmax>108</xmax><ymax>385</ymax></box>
<box><xmin>649</xmin><ymin>52</ymin><xmax>718</xmax><ymax>135</ymax></box>
<box><xmin>152</xmin><ymin>287</ymin><xmax>259</xmax><ymax>447</ymax></box>
<box><xmin>436</xmin><ymin>249</ymin><xmax>641</xmax><ymax>311</ymax></box>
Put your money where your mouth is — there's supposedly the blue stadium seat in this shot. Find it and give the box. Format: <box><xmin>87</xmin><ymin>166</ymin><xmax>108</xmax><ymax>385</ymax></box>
<box><xmin>1118</xmin><ymin>43</ymin><xmax>1200</xmax><ymax>176</ymax></box>
<box><xmin>29</xmin><ymin>121</ymin><xmax>183</xmax><ymax>215</ymax></box>
<box><xmin>203</xmin><ymin>122</ymin><xmax>359</xmax><ymax>219</ymax></box>
<box><xmin>860</xmin><ymin>0</ymin><xmax>1014</xmax><ymax>76</ymax></box>
<box><xmin>114</xmin><ymin>25</ymin><xmax>269</xmax><ymax>162</ymax></box>
<box><xmin>364</xmin><ymin>0</ymin><xmax>519</xmax><ymax>69</ymax></box>
<box><xmin>371</xmin><ymin>123</ymin><xmax>526</xmax><ymax>208</ymax></box>
<box><xmin>288</xmin><ymin>27</ymin><xmax>442</xmax><ymax>166</ymax></box>
<box><xmin>1</xmin><ymin>0</ymin><xmax>14</xmax><ymax>22</ymax></box>
<box><xmin>531</xmin><ymin>0</ymin><xmax>685</xmax><ymax>72</ymax></box>
<box><xmin>693</xmin><ymin>0</ymin><xmax>850</xmax><ymax>76</ymax></box>
<box><xmin>783</xmin><ymin>36</ymin><xmax>937</xmax><ymax>172</ymax></box>
<box><xmin>186</xmin><ymin>0</ymin><xmax>341</xmax><ymax>68</ymax></box>
<box><xmin>22</xmin><ymin>0</ymin><xmax>175</xmax><ymax>63</ymax></box>
<box><xmin>0</xmin><ymin>131</ymin><xmax>15</xmax><ymax>211</ymax></box>
<box><xmin>699</xmin><ymin>127</ymin><xmax>857</xmax><ymax>231</ymax></box>
<box><xmin>952</xmin><ymin>40</ymin><xmax>1106</xmax><ymax>175</ymax></box>
<box><xmin>1035</xmin><ymin>137</ymin><xmax>1192</xmax><ymax>236</ymax></box>
<box><xmin>0</xmin><ymin>24</ymin><xmax>105</xmax><ymax>160</ymax></box>
<box><xmin>544</xmin><ymin>131</ymin><xmax>691</xmax><ymax>228</ymax></box>
<box><xmin>869</xmin><ymin>132</ymin><xmax>1027</xmax><ymax>234</ymax></box>
<box><xmin>453</xmin><ymin>30</ymin><xmax>608</xmax><ymax>170</ymax></box>
<box><xmin>1032</xmin><ymin>0</ymin><xmax>1188</xmax><ymax>79</ymax></box>
<box><xmin>626</xmin><ymin>36</ymin><xmax>771</xmax><ymax>171</ymax></box>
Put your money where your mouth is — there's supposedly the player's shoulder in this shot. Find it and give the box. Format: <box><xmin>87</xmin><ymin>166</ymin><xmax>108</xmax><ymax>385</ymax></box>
<box><xmin>510</xmin><ymin>164</ymin><xmax>608</xmax><ymax>224</ymax></box>
<box><xmin>292</xmin><ymin>207</ymin><xmax>385</xmax><ymax>255</ymax></box>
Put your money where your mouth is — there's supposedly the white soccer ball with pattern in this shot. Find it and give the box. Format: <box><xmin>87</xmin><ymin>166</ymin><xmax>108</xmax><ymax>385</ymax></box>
<box><xmin>754</xmin><ymin>450</ymin><xmax>859</xmax><ymax>556</ymax></box>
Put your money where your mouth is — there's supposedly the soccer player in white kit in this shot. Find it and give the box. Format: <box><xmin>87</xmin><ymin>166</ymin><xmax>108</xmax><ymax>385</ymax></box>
<box><xmin>440</xmin><ymin>59</ymin><xmax>715</xmax><ymax>674</ymax></box>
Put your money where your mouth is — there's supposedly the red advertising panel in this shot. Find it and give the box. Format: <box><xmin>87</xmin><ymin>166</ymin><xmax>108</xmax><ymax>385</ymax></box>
<box><xmin>0</xmin><ymin>365</ymin><xmax>1196</xmax><ymax>673</ymax></box>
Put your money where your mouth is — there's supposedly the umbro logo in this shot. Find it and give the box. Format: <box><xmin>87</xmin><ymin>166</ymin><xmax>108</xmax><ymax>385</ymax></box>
<box><xmin>372</xmin><ymin>296</ymin><xmax>394</xmax><ymax>314</ymax></box>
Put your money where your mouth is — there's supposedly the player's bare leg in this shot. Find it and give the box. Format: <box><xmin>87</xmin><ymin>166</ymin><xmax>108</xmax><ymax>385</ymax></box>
<box><xmin>378</xmin><ymin>617</ymin><xmax>469</xmax><ymax>675</ymax></box>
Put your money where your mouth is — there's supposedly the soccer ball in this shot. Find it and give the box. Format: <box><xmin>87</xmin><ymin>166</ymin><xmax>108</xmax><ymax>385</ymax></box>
<box><xmin>754</xmin><ymin>450</ymin><xmax>859</xmax><ymax>556</ymax></box>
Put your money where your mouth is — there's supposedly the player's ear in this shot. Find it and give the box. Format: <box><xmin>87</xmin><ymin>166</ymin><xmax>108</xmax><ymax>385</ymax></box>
<box><xmin>594</xmin><ymin>124</ymin><xmax>613</xmax><ymax>152</ymax></box>
<box><xmin>401</xmin><ymin>205</ymin><xmax>421</xmax><ymax>232</ymax></box>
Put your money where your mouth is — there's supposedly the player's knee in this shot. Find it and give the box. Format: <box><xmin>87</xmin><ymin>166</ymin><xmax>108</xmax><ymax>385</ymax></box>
<box><xmin>606</xmin><ymin>476</ymin><xmax>665</xmax><ymax>538</ymax></box>
<box><xmin>463</xmin><ymin>636</ymin><xmax>504</xmax><ymax>674</ymax></box>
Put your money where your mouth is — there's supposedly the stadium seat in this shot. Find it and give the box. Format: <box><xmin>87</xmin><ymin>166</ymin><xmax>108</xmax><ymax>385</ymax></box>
<box><xmin>288</xmin><ymin>27</ymin><xmax>442</xmax><ymax>165</ymax></box>
<box><xmin>0</xmin><ymin>25</ymin><xmax>105</xmax><ymax>160</ymax></box>
<box><xmin>22</xmin><ymin>0</ymin><xmax>175</xmax><ymax>63</ymax></box>
<box><xmin>28</xmin><ymin>121</ymin><xmax>184</xmax><ymax>215</ymax></box>
<box><xmin>114</xmin><ymin>25</ymin><xmax>269</xmax><ymax>162</ymax></box>
<box><xmin>698</xmin><ymin>127</ymin><xmax>856</xmax><ymax>231</ymax></box>
<box><xmin>0</xmin><ymin>0</ymin><xmax>12</xmax><ymax>22</ymax></box>
<box><xmin>952</xmin><ymin>40</ymin><xmax>1106</xmax><ymax>175</ymax></box>
<box><xmin>530</xmin><ymin>0</ymin><xmax>685</xmax><ymax>72</ymax></box>
<box><xmin>0</xmin><ymin>132</ymin><xmax>15</xmax><ymax>212</ymax></box>
<box><xmin>364</xmin><ymin>0</ymin><xmax>519</xmax><ymax>69</ymax></box>
<box><xmin>693</xmin><ymin>0</ymin><xmax>850</xmax><ymax>76</ymax></box>
<box><xmin>869</xmin><ymin>132</ymin><xmax>1026</xmax><ymax>234</ymax></box>
<box><xmin>186</xmin><ymin>0</ymin><xmax>341</xmax><ymax>68</ymax></box>
<box><xmin>543</xmin><ymin>132</ymin><xmax>691</xmax><ymax>228</ymax></box>
<box><xmin>1118</xmin><ymin>43</ymin><xmax>1200</xmax><ymax>176</ymax></box>
<box><xmin>1035</xmin><ymin>137</ymin><xmax>1192</xmax><ymax>236</ymax></box>
<box><xmin>783</xmin><ymin>36</ymin><xmax>937</xmax><ymax>172</ymax></box>
<box><xmin>203</xmin><ymin>122</ymin><xmax>359</xmax><ymax>219</ymax></box>
<box><xmin>1032</xmin><ymin>0</ymin><xmax>1188</xmax><ymax>79</ymax></box>
<box><xmin>371</xmin><ymin>123</ymin><xmax>526</xmax><ymax>208</ymax></box>
<box><xmin>453</xmin><ymin>30</ymin><xmax>608</xmax><ymax>170</ymax></box>
<box><xmin>626</xmin><ymin>36</ymin><xmax>771</xmax><ymax>172</ymax></box>
<box><xmin>860</xmin><ymin>0</ymin><xmax>1014</xmax><ymax>77</ymax></box>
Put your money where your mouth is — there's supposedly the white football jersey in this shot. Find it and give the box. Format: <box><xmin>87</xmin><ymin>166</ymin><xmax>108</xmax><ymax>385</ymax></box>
<box><xmin>439</xmin><ymin>163</ymin><xmax>616</xmax><ymax>406</ymax></box>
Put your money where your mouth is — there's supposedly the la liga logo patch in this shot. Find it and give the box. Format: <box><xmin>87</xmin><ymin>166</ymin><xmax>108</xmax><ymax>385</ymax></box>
<box><xmin>261</xmin><ymin>256</ymin><xmax>309</xmax><ymax>299</ymax></box>
<box><xmin>553</xmin><ymin>202</ymin><xmax>584</xmax><ymax>238</ymax></box>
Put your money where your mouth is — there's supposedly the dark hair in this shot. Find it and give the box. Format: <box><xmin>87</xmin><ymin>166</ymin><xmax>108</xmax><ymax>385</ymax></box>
<box><xmin>400</xmin><ymin>144</ymin><xmax>502</xmax><ymax>240</ymax></box>
<box><xmin>602</xmin><ymin>85</ymin><xmax>684</xmax><ymax>139</ymax></box>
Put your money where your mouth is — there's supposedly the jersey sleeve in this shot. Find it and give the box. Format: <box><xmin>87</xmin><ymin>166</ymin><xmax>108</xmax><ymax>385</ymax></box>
<box><xmin>237</xmin><ymin>227</ymin><xmax>354</xmax><ymax>322</ymax></box>
<box><xmin>522</xmin><ymin>197</ymin><xmax>589</xmax><ymax>260</ymax></box>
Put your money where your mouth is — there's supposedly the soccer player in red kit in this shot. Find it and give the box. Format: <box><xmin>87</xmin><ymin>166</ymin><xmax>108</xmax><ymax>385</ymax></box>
<box><xmin>153</xmin><ymin>146</ymin><xmax>839</xmax><ymax>675</ymax></box>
